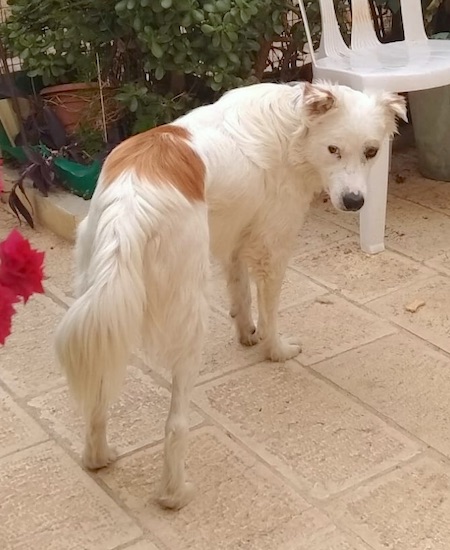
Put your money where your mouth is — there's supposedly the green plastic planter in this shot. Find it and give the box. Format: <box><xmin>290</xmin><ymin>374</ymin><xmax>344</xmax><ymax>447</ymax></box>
<box><xmin>0</xmin><ymin>124</ymin><xmax>27</xmax><ymax>163</ymax></box>
<box><xmin>0</xmin><ymin>125</ymin><xmax>100</xmax><ymax>199</ymax></box>
<box><xmin>53</xmin><ymin>156</ymin><xmax>101</xmax><ymax>200</ymax></box>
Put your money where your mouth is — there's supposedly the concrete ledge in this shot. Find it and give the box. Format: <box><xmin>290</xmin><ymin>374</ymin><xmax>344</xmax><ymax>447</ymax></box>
<box><xmin>2</xmin><ymin>164</ymin><xmax>90</xmax><ymax>241</ymax></box>
<box><xmin>28</xmin><ymin>188</ymin><xmax>90</xmax><ymax>242</ymax></box>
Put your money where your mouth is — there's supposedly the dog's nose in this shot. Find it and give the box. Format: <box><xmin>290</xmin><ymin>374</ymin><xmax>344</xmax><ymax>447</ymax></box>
<box><xmin>342</xmin><ymin>192</ymin><xmax>364</xmax><ymax>211</ymax></box>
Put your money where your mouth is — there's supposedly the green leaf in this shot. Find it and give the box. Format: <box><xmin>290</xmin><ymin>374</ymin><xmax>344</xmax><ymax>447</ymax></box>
<box><xmin>210</xmin><ymin>80</ymin><xmax>222</xmax><ymax>91</ymax></box>
<box><xmin>201</xmin><ymin>24</ymin><xmax>215</xmax><ymax>35</ymax></box>
<box><xmin>127</xmin><ymin>0</ymin><xmax>136</xmax><ymax>9</ymax></box>
<box><xmin>247</xmin><ymin>39</ymin><xmax>260</xmax><ymax>51</ymax></box>
<box><xmin>221</xmin><ymin>32</ymin><xmax>232</xmax><ymax>52</ymax></box>
<box><xmin>226</xmin><ymin>30</ymin><xmax>238</xmax><ymax>42</ymax></box>
<box><xmin>212</xmin><ymin>33</ymin><xmax>220</xmax><ymax>48</ymax></box>
<box><xmin>240</xmin><ymin>9</ymin><xmax>250</xmax><ymax>24</ymax></box>
<box><xmin>141</xmin><ymin>0</ymin><xmax>149</xmax><ymax>5</ymax></box>
<box><xmin>181</xmin><ymin>12</ymin><xmax>192</xmax><ymax>27</ymax></box>
<box><xmin>203</xmin><ymin>3</ymin><xmax>215</xmax><ymax>12</ymax></box>
<box><xmin>216</xmin><ymin>0</ymin><xmax>230</xmax><ymax>12</ymax></box>
<box><xmin>151</xmin><ymin>41</ymin><xmax>164</xmax><ymax>58</ymax></box>
<box><xmin>217</xmin><ymin>54</ymin><xmax>228</xmax><ymax>68</ymax></box>
<box><xmin>192</xmin><ymin>9</ymin><xmax>204</xmax><ymax>22</ymax></box>
<box><xmin>28</xmin><ymin>68</ymin><xmax>42</xmax><ymax>78</ymax></box>
<box><xmin>115</xmin><ymin>0</ymin><xmax>127</xmax><ymax>9</ymax></box>
<box><xmin>161</xmin><ymin>0</ymin><xmax>172</xmax><ymax>7</ymax></box>
<box><xmin>155</xmin><ymin>65</ymin><xmax>165</xmax><ymax>80</ymax></box>
<box><xmin>21</xmin><ymin>47</ymin><xmax>30</xmax><ymax>59</ymax></box>
<box><xmin>227</xmin><ymin>52</ymin><xmax>240</xmax><ymax>64</ymax></box>
<box><xmin>133</xmin><ymin>15</ymin><xmax>142</xmax><ymax>31</ymax></box>
<box><xmin>130</xmin><ymin>96</ymin><xmax>139</xmax><ymax>112</ymax></box>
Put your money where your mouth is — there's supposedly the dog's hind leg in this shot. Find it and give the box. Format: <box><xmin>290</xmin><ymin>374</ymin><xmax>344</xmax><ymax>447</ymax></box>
<box><xmin>82</xmin><ymin>383</ymin><xmax>118</xmax><ymax>470</ymax></box>
<box><xmin>226</xmin><ymin>254</ymin><xmax>258</xmax><ymax>346</ymax></box>
<box><xmin>158</xmin><ymin>285</ymin><xmax>209</xmax><ymax>510</ymax></box>
<box><xmin>154</xmin><ymin>206</ymin><xmax>210</xmax><ymax>510</ymax></box>
<box><xmin>158</xmin><ymin>341</ymin><xmax>204</xmax><ymax>510</ymax></box>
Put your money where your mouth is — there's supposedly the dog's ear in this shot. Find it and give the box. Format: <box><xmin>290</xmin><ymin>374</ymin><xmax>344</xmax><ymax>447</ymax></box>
<box><xmin>379</xmin><ymin>92</ymin><xmax>408</xmax><ymax>123</ymax></box>
<box><xmin>377</xmin><ymin>92</ymin><xmax>408</xmax><ymax>136</ymax></box>
<box><xmin>303</xmin><ymin>82</ymin><xmax>337</xmax><ymax>117</ymax></box>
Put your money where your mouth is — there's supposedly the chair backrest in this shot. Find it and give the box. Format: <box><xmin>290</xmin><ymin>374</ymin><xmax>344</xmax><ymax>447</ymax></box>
<box><xmin>297</xmin><ymin>0</ymin><xmax>428</xmax><ymax>62</ymax></box>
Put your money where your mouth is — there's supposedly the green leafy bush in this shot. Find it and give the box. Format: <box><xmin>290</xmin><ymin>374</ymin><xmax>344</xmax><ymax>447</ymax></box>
<box><xmin>2</xmin><ymin>0</ymin><xmax>298</xmax><ymax>131</ymax></box>
<box><xmin>2</xmin><ymin>0</ymin><xmax>120</xmax><ymax>84</ymax></box>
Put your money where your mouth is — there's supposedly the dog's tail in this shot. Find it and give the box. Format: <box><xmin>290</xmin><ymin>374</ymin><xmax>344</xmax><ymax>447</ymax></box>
<box><xmin>54</xmin><ymin>182</ymin><xmax>147</xmax><ymax>418</ymax></box>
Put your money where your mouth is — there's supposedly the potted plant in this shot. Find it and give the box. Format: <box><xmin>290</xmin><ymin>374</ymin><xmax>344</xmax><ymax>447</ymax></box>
<box><xmin>1</xmin><ymin>0</ymin><xmax>122</xmax><ymax>134</ymax></box>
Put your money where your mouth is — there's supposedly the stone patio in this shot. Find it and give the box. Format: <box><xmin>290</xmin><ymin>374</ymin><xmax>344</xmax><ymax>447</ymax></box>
<box><xmin>1</xmin><ymin>147</ymin><xmax>450</xmax><ymax>549</ymax></box>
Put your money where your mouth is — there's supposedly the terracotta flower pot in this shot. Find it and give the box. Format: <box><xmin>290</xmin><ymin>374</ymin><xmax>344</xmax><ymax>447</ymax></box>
<box><xmin>40</xmin><ymin>82</ymin><xmax>118</xmax><ymax>134</ymax></box>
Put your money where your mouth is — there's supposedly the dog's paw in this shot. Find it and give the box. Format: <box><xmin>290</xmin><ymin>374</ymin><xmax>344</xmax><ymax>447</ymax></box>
<box><xmin>159</xmin><ymin>481</ymin><xmax>195</xmax><ymax>510</ymax></box>
<box><xmin>82</xmin><ymin>445</ymin><xmax>117</xmax><ymax>470</ymax></box>
<box><xmin>239</xmin><ymin>326</ymin><xmax>260</xmax><ymax>346</ymax></box>
<box><xmin>266</xmin><ymin>337</ymin><xmax>302</xmax><ymax>362</ymax></box>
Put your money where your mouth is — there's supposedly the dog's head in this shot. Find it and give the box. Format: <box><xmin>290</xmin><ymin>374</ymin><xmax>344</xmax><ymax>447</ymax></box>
<box><xmin>296</xmin><ymin>82</ymin><xmax>407</xmax><ymax>212</ymax></box>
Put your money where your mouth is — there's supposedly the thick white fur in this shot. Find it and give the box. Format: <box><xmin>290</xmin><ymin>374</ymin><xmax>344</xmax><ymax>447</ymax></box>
<box><xmin>54</xmin><ymin>81</ymin><xmax>406</xmax><ymax>509</ymax></box>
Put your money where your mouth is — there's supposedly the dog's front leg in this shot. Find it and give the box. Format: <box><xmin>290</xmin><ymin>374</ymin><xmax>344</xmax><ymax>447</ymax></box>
<box><xmin>226</xmin><ymin>255</ymin><xmax>258</xmax><ymax>346</ymax></box>
<box><xmin>255</xmin><ymin>266</ymin><xmax>302</xmax><ymax>362</ymax></box>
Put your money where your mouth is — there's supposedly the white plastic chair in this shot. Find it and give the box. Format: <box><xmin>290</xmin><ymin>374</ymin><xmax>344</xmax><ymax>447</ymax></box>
<box><xmin>297</xmin><ymin>0</ymin><xmax>450</xmax><ymax>253</ymax></box>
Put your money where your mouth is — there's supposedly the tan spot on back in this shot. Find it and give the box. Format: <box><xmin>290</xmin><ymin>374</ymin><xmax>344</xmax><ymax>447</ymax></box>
<box><xmin>101</xmin><ymin>124</ymin><xmax>205</xmax><ymax>202</ymax></box>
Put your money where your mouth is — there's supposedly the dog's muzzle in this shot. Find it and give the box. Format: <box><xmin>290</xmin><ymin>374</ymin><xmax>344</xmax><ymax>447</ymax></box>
<box><xmin>342</xmin><ymin>192</ymin><xmax>365</xmax><ymax>212</ymax></box>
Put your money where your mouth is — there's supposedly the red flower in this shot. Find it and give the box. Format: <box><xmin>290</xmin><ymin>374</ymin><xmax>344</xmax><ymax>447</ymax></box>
<box><xmin>0</xmin><ymin>284</ymin><xmax>19</xmax><ymax>345</ymax></box>
<box><xmin>0</xmin><ymin>229</ymin><xmax>45</xmax><ymax>303</ymax></box>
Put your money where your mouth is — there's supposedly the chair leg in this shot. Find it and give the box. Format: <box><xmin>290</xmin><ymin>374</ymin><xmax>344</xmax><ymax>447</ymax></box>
<box><xmin>359</xmin><ymin>137</ymin><xmax>391</xmax><ymax>254</ymax></box>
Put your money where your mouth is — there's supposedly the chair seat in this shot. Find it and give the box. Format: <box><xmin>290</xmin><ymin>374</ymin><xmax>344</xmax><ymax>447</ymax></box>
<box><xmin>315</xmin><ymin>40</ymin><xmax>450</xmax><ymax>92</ymax></box>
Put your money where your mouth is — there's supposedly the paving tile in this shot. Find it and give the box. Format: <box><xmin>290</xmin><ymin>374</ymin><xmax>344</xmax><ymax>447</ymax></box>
<box><xmin>0</xmin><ymin>206</ymin><xmax>74</xmax><ymax>295</ymax></box>
<box><xmin>295</xmin><ymin>526</ymin><xmax>374</xmax><ymax>550</ymax></box>
<box><xmin>312</xmin><ymin>195</ymin><xmax>450</xmax><ymax>261</ymax></box>
<box><xmin>98</xmin><ymin>426</ymin><xmax>337</xmax><ymax>550</ymax></box>
<box><xmin>0</xmin><ymin>294</ymin><xmax>66</xmax><ymax>398</ymax></box>
<box><xmin>194</xmin><ymin>362</ymin><xmax>420</xmax><ymax>500</ymax></box>
<box><xmin>328</xmin><ymin>456</ymin><xmax>450</xmax><ymax>550</ymax></box>
<box><xmin>201</xmin><ymin>311</ymin><xmax>264</xmax><ymax>380</ymax></box>
<box><xmin>121</xmin><ymin>540</ymin><xmax>159</xmax><ymax>550</ymax></box>
<box><xmin>390</xmin><ymin>151</ymin><xmax>450</xmax><ymax>216</ymax></box>
<box><xmin>382</xmin><ymin>198</ymin><xmax>450</xmax><ymax>260</ymax></box>
<box><xmin>277</xmin><ymin>296</ymin><xmax>395</xmax><ymax>365</ymax></box>
<box><xmin>314</xmin><ymin>333</ymin><xmax>450</xmax><ymax>456</ymax></box>
<box><xmin>426</xmin><ymin>250</ymin><xmax>450</xmax><ymax>277</ymax></box>
<box><xmin>28</xmin><ymin>365</ymin><xmax>203</xmax><ymax>459</ymax></box>
<box><xmin>0</xmin><ymin>441</ymin><xmax>141</xmax><ymax>550</ymax></box>
<box><xmin>210</xmin><ymin>266</ymin><xmax>326</xmax><ymax>316</ymax></box>
<box><xmin>0</xmin><ymin>386</ymin><xmax>48</xmax><ymax>458</ymax></box>
<box><xmin>367</xmin><ymin>275</ymin><xmax>450</xmax><ymax>354</ymax></box>
<box><xmin>292</xmin><ymin>238</ymin><xmax>433</xmax><ymax>303</ymax></box>
<box><xmin>292</xmin><ymin>213</ymin><xmax>356</xmax><ymax>256</ymax></box>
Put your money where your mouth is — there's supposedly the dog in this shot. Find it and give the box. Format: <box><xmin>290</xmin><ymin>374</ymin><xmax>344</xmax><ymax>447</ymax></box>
<box><xmin>54</xmin><ymin>81</ymin><xmax>407</xmax><ymax>510</ymax></box>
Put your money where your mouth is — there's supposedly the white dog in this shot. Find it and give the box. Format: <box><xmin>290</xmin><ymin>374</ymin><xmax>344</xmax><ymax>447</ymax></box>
<box><xmin>55</xmin><ymin>81</ymin><xmax>406</xmax><ymax>509</ymax></box>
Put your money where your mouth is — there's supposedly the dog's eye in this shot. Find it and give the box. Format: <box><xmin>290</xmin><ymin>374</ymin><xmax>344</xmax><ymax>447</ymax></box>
<box><xmin>365</xmin><ymin>147</ymin><xmax>378</xmax><ymax>159</ymax></box>
<box><xmin>328</xmin><ymin>145</ymin><xmax>339</xmax><ymax>155</ymax></box>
